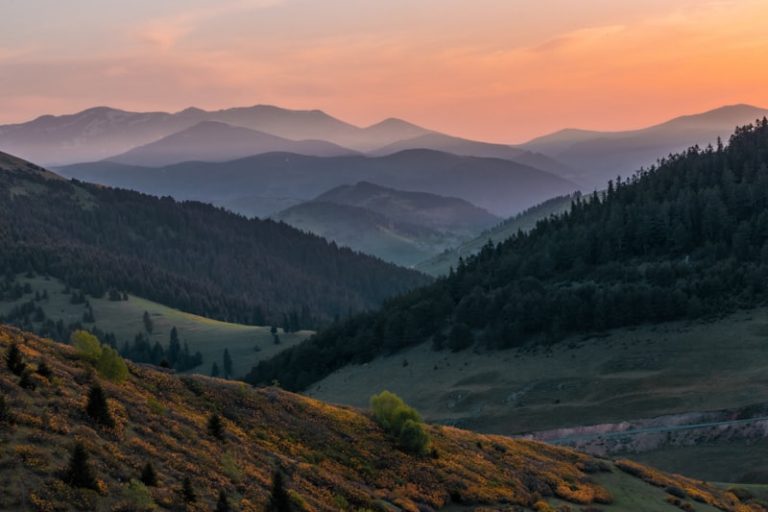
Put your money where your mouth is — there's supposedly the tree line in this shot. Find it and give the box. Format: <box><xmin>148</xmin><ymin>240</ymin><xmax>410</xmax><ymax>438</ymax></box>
<box><xmin>248</xmin><ymin>119</ymin><xmax>768</xmax><ymax>390</ymax></box>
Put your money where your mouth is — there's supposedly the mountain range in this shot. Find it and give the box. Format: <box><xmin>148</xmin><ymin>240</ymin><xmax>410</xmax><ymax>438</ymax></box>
<box><xmin>59</xmin><ymin>150</ymin><xmax>577</xmax><ymax>218</ymax></box>
<box><xmin>521</xmin><ymin>103</ymin><xmax>768</xmax><ymax>187</ymax></box>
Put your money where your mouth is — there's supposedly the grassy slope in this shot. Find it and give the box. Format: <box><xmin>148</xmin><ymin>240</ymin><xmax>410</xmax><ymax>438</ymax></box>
<box><xmin>0</xmin><ymin>325</ymin><xmax>758</xmax><ymax>512</ymax></box>
<box><xmin>0</xmin><ymin>275</ymin><xmax>311</xmax><ymax>378</ymax></box>
<box><xmin>309</xmin><ymin>308</ymin><xmax>768</xmax><ymax>481</ymax></box>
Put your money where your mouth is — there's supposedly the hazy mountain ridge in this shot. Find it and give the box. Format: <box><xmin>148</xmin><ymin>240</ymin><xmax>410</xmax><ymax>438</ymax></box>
<box><xmin>59</xmin><ymin>149</ymin><xmax>578</xmax><ymax>218</ymax></box>
<box><xmin>273</xmin><ymin>182</ymin><xmax>498</xmax><ymax>265</ymax></box>
<box><xmin>108</xmin><ymin>121</ymin><xmax>357</xmax><ymax>166</ymax></box>
<box><xmin>522</xmin><ymin>104</ymin><xmax>768</xmax><ymax>187</ymax></box>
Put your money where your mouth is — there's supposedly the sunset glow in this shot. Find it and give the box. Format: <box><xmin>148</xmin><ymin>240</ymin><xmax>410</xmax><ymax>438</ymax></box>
<box><xmin>2</xmin><ymin>0</ymin><xmax>767</xmax><ymax>142</ymax></box>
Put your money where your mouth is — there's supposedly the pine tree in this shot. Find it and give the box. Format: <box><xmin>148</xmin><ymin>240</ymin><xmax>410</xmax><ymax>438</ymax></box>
<box><xmin>207</xmin><ymin>412</ymin><xmax>224</xmax><ymax>440</ymax></box>
<box><xmin>6</xmin><ymin>342</ymin><xmax>25</xmax><ymax>375</ymax></box>
<box><xmin>140</xmin><ymin>461</ymin><xmax>158</xmax><ymax>487</ymax></box>
<box><xmin>142</xmin><ymin>311</ymin><xmax>154</xmax><ymax>334</ymax></box>
<box><xmin>222</xmin><ymin>349</ymin><xmax>233</xmax><ymax>379</ymax></box>
<box><xmin>267</xmin><ymin>471</ymin><xmax>292</xmax><ymax>512</ymax></box>
<box><xmin>18</xmin><ymin>368</ymin><xmax>36</xmax><ymax>390</ymax></box>
<box><xmin>181</xmin><ymin>477</ymin><xmax>196</xmax><ymax>503</ymax></box>
<box><xmin>36</xmin><ymin>359</ymin><xmax>53</xmax><ymax>380</ymax></box>
<box><xmin>0</xmin><ymin>394</ymin><xmax>13</xmax><ymax>424</ymax></box>
<box><xmin>211</xmin><ymin>362</ymin><xmax>220</xmax><ymax>378</ymax></box>
<box><xmin>86</xmin><ymin>384</ymin><xmax>115</xmax><ymax>428</ymax></box>
<box><xmin>216</xmin><ymin>489</ymin><xmax>231</xmax><ymax>512</ymax></box>
<box><xmin>63</xmin><ymin>442</ymin><xmax>98</xmax><ymax>490</ymax></box>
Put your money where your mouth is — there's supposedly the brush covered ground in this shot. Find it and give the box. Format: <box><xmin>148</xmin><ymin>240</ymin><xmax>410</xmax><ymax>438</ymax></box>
<box><xmin>0</xmin><ymin>274</ymin><xmax>311</xmax><ymax>378</ymax></box>
<box><xmin>0</xmin><ymin>325</ymin><xmax>760</xmax><ymax>512</ymax></box>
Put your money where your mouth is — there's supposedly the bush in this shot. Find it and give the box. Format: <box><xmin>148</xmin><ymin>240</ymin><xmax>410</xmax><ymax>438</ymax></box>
<box><xmin>140</xmin><ymin>462</ymin><xmax>158</xmax><ymax>487</ymax></box>
<box><xmin>71</xmin><ymin>330</ymin><xmax>102</xmax><ymax>362</ymax></box>
<box><xmin>398</xmin><ymin>419</ymin><xmax>430</xmax><ymax>455</ymax></box>
<box><xmin>122</xmin><ymin>479</ymin><xmax>156</xmax><ymax>510</ymax></box>
<box><xmin>96</xmin><ymin>346</ymin><xmax>128</xmax><ymax>383</ymax></box>
<box><xmin>370</xmin><ymin>391</ymin><xmax>430</xmax><ymax>455</ymax></box>
<box><xmin>370</xmin><ymin>390</ymin><xmax>421</xmax><ymax>434</ymax></box>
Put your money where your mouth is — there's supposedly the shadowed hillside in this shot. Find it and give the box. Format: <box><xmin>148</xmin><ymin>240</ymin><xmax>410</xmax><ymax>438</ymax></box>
<box><xmin>0</xmin><ymin>152</ymin><xmax>429</xmax><ymax>328</ymax></box>
<box><xmin>0</xmin><ymin>325</ymin><xmax>761</xmax><ymax>511</ymax></box>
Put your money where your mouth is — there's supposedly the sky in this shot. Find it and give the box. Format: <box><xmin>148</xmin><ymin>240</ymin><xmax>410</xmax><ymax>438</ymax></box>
<box><xmin>1</xmin><ymin>0</ymin><xmax>767</xmax><ymax>143</ymax></box>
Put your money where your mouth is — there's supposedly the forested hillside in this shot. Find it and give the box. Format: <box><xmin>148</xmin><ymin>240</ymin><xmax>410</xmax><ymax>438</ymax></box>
<box><xmin>249</xmin><ymin>119</ymin><xmax>768</xmax><ymax>390</ymax></box>
<box><xmin>0</xmin><ymin>153</ymin><xmax>429</xmax><ymax>328</ymax></box>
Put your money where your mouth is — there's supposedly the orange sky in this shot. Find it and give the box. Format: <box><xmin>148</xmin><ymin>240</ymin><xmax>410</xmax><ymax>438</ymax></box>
<box><xmin>1</xmin><ymin>0</ymin><xmax>767</xmax><ymax>142</ymax></box>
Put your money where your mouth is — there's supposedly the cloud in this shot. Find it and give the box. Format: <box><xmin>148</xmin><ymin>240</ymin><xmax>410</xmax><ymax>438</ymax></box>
<box><xmin>136</xmin><ymin>0</ymin><xmax>284</xmax><ymax>51</ymax></box>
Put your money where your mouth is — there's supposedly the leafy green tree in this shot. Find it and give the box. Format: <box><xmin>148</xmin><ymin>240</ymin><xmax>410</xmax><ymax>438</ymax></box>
<box><xmin>71</xmin><ymin>330</ymin><xmax>102</xmax><ymax>362</ymax></box>
<box><xmin>96</xmin><ymin>346</ymin><xmax>129</xmax><ymax>383</ymax></box>
<box><xmin>222</xmin><ymin>349</ymin><xmax>233</xmax><ymax>379</ymax></box>
<box><xmin>140</xmin><ymin>461</ymin><xmax>158</xmax><ymax>487</ymax></box>
<box><xmin>5</xmin><ymin>342</ymin><xmax>25</xmax><ymax>375</ymax></box>
<box><xmin>63</xmin><ymin>442</ymin><xmax>98</xmax><ymax>490</ymax></box>
<box><xmin>86</xmin><ymin>384</ymin><xmax>115</xmax><ymax>428</ymax></box>
<box><xmin>266</xmin><ymin>471</ymin><xmax>291</xmax><ymax>512</ymax></box>
<box><xmin>207</xmin><ymin>413</ymin><xmax>224</xmax><ymax>441</ymax></box>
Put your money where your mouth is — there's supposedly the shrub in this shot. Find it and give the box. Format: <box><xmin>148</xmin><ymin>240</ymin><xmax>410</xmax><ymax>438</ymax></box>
<box><xmin>71</xmin><ymin>330</ymin><xmax>102</xmax><ymax>362</ymax></box>
<box><xmin>370</xmin><ymin>390</ymin><xmax>421</xmax><ymax>433</ymax></box>
<box><xmin>0</xmin><ymin>394</ymin><xmax>14</xmax><ymax>424</ymax></box>
<box><xmin>64</xmin><ymin>442</ymin><xmax>98</xmax><ymax>490</ymax></box>
<box><xmin>398</xmin><ymin>419</ymin><xmax>430</xmax><ymax>455</ymax></box>
<box><xmin>123</xmin><ymin>479</ymin><xmax>156</xmax><ymax>510</ymax></box>
<box><xmin>96</xmin><ymin>346</ymin><xmax>128</xmax><ymax>383</ymax></box>
<box><xmin>370</xmin><ymin>391</ymin><xmax>430</xmax><ymax>455</ymax></box>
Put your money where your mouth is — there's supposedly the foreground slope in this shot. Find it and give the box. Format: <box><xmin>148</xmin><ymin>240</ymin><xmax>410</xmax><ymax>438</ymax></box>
<box><xmin>0</xmin><ymin>151</ymin><xmax>429</xmax><ymax>327</ymax></box>
<box><xmin>0</xmin><ymin>325</ymin><xmax>760</xmax><ymax>511</ymax></box>
<box><xmin>249</xmin><ymin>119</ymin><xmax>768</xmax><ymax>389</ymax></box>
